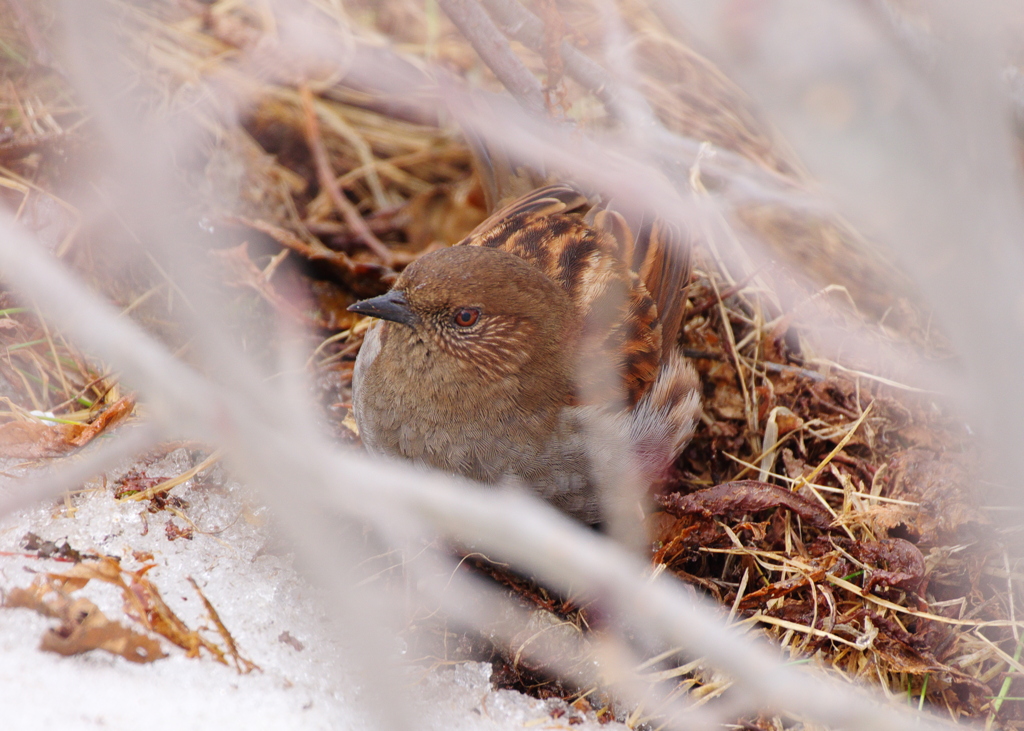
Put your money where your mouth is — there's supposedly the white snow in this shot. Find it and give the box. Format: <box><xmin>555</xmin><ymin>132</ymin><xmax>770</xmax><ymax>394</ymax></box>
<box><xmin>0</xmin><ymin>450</ymin><xmax>627</xmax><ymax>731</ymax></box>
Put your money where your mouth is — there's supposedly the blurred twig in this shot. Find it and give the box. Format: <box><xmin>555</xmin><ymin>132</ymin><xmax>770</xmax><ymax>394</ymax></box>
<box><xmin>479</xmin><ymin>0</ymin><xmax>656</xmax><ymax>129</ymax></box>
<box><xmin>437</xmin><ymin>0</ymin><xmax>547</xmax><ymax>115</ymax></box>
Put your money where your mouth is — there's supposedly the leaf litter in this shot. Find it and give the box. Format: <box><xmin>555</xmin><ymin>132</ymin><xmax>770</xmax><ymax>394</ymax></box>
<box><xmin>0</xmin><ymin>0</ymin><xmax>1022</xmax><ymax>729</ymax></box>
<box><xmin>3</xmin><ymin>555</ymin><xmax>257</xmax><ymax>672</ymax></box>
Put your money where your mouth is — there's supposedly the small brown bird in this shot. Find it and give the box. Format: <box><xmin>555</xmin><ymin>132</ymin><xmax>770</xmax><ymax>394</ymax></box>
<box><xmin>348</xmin><ymin>184</ymin><xmax>700</xmax><ymax>524</ymax></box>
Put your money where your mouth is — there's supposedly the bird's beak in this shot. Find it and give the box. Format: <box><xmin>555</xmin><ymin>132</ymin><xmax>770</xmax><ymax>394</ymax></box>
<box><xmin>347</xmin><ymin>290</ymin><xmax>419</xmax><ymax>326</ymax></box>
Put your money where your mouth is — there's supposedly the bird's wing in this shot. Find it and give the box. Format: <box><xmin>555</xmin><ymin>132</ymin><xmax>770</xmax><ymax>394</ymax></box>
<box><xmin>463</xmin><ymin>183</ymin><xmax>591</xmax><ymax>239</ymax></box>
<box><xmin>460</xmin><ymin>185</ymin><xmax>663</xmax><ymax>407</ymax></box>
<box><xmin>631</xmin><ymin>217</ymin><xmax>692</xmax><ymax>360</ymax></box>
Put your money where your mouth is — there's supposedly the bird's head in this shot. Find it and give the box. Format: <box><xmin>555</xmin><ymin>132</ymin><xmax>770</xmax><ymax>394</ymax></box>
<box><xmin>348</xmin><ymin>246</ymin><xmax>576</xmax><ymax>381</ymax></box>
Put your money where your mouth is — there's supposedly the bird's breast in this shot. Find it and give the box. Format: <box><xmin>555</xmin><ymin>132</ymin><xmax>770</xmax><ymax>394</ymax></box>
<box><xmin>352</xmin><ymin>322</ymin><xmax>575</xmax><ymax>483</ymax></box>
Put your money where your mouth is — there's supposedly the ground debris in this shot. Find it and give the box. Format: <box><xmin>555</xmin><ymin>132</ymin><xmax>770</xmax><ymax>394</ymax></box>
<box><xmin>21</xmin><ymin>532</ymin><xmax>94</xmax><ymax>563</ymax></box>
<box><xmin>2</xmin><ymin>557</ymin><xmax>258</xmax><ymax>674</ymax></box>
<box><xmin>881</xmin><ymin>449</ymin><xmax>989</xmax><ymax>544</ymax></box>
<box><xmin>0</xmin><ymin>0</ymin><xmax>1017</xmax><ymax>726</ymax></box>
<box><xmin>659</xmin><ymin>480</ymin><xmax>834</xmax><ymax>530</ymax></box>
<box><xmin>3</xmin><ymin>577</ymin><xmax>165</xmax><ymax>664</ymax></box>
<box><xmin>0</xmin><ymin>396</ymin><xmax>135</xmax><ymax>459</ymax></box>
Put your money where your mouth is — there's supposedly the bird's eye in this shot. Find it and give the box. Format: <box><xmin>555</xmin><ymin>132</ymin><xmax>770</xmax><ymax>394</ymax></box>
<box><xmin>453</xmin><ymin>308</ymin><xmax>480</xmax><ymax>327</ymax></box>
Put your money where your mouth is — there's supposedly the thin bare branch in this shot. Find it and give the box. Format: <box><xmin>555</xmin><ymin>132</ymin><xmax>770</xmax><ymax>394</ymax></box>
<box><xmin>479</xmin><ymin>0</ymin><xmax>657</xmax><ymax>129</ymax></box>
<box><xmin>436</xmin><ymin>0</ymin><xmax>547</xmax><ymax>115</ymax></box>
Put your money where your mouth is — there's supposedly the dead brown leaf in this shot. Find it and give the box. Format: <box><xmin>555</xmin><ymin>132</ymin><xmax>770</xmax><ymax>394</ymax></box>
<box><xmin>4</xmin><ymin>579</ymin><xmax>165</xmax><ymax>663</ymax></box>
<box><xmin>659</xmin><ymin>480</ymin><xmax>834</xmax><ymax>530</ymax></box>
<box><xmin>883</xmin><ymin>450</ymin><xmax>988</xmax><ymax>544</ymax></box>
<box><xmin>2</xmin><ymin>557</ymin><xmax>257</xmax><ymax>673</ymax></box>
<box><xmin>0</xmin><ymin>396</ymin><xmax>135</xmax><ymax>459</ymax></box>
<box><xmin>854</xmin><ymin>538</ymin><xmax>928</xmax><ymax>599</ymax></box>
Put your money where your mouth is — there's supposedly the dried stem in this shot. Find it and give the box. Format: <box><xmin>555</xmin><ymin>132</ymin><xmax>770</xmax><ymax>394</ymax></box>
<box><xmin>299</xmin><ymin>83</ymin><xmax>395</xmax><ymax>267</ymax></box>
<box><xmin>436</xmin><ymin>0</ymin><xmax>547</xmax><ymax>115</ymax></box>
<box><xmin>479</xmin><ymin>0</ymin><xmax>656</xmax><ymax>127</ymax></box>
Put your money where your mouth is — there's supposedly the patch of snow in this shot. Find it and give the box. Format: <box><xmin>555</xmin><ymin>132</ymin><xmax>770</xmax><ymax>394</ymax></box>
<box><xmin>418</xmin><ymin>662</ymin><xmax>628</xmax><ymax>730</ymax></box>
<box><xmin>0</xmin><ymin>452</ymin><xmax>627</xmax><ymax>731</ymax></box>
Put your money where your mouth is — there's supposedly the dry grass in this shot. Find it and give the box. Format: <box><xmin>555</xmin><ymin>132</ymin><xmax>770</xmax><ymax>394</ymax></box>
<box><xmin>0</xmin><ymin>0</ymin><xmax>1021</xmax><ymax>728</ymax></box>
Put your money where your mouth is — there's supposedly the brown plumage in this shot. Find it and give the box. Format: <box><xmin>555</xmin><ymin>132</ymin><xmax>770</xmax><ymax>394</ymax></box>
<box><xmin>349</xmin><ymin>184</ymin><xmax>700</xmax><ymax>524</ymax></box>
